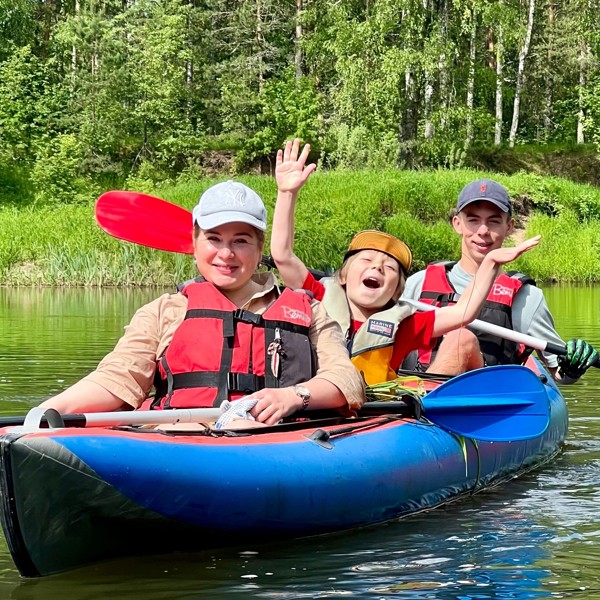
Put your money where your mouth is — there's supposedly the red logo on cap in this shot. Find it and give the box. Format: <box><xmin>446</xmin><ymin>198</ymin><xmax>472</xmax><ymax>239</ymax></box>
<box><xmin>480</xmin><ymin>183</ymin><xmax>487</xmax><ymax>192</ymax></box>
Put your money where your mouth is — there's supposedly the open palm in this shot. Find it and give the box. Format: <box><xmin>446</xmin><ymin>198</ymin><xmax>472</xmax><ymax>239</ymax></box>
<box><xmin>275</xmin><ymin>138</ymin><xmax>316</xmax><ymax>193</ymax></box>
<box><xmin>487</xmin><ymin>235</ymin><xmax>541</xmax><ymax>266</ymax></box>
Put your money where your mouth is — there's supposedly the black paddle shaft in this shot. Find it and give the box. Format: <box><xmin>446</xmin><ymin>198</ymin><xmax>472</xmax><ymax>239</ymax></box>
<box><xmin>0</xmin><ymin>413</ymin><xmax>87</xmax><ymax>428</ymax></box>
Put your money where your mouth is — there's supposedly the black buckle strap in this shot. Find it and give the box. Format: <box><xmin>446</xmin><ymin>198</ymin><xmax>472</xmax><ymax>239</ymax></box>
<box><xmin>227</xmin><ymin>372</ymin><xmax>265</xmax><ymax>393</ymax></box>
<box><xmin>152</xmin><ymin>355</ymin><xmax>175</xmax><ymax>409</ymax></box>
<box><xmin>419</xmin><ymin>292</ymin><xmax>460</xmax><ymax>304</ymax></box>
<box><xmin>166</xmin><ymin>371</ymin><xmax>265</xmax><ymax>395</ymax></box>
<box><xmin>233</xmin><ymin>309</ymin><xmax>264</xmax><ymax>326</ymax></box>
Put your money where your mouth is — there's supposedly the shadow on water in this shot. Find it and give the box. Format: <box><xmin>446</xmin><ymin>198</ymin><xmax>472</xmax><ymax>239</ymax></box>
<box><xmin>1</xmin><ymin>285</ymin><xmax>600</xmax><ymax>598</ymax></box>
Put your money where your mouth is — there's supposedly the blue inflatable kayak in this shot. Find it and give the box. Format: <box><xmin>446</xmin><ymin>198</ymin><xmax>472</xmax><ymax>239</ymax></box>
<box><xmin>0</xmin><ymin>361</ymin><xmax>568</xmax><ymax>577</ymax></box>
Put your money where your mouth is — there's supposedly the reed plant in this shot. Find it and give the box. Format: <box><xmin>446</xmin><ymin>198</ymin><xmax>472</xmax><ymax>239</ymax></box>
<box><xmin>2</xmin><ymin>168</ymin><xmax>600</xmax><ymax>285</ymax></box>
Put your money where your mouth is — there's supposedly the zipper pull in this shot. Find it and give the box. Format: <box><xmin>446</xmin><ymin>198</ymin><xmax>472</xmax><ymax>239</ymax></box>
<box><xmin>267</xmin><ymin>328</ymin><xmax>283</xmax><ymax>378</ymax></box>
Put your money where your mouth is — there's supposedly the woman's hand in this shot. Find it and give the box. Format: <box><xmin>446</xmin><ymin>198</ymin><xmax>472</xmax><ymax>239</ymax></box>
<box><xmin>247</xmin><ymin>387</ymin><xmax>301</xmax><ymax>426</ymax></box>
<box><xmin>275</xmin><ymin>138</ymin><xmax>316</xmax><ymax>194</ymax></box>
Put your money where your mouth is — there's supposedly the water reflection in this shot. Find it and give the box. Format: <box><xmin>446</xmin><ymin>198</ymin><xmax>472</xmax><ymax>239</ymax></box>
<box><xmin>0</xmin><ymin>287</ymin><xmax>163</xmax><ymax>409</ymax></box>
<box><xmin>0</xmin><ymin>493</ymin><xmax>562</xmax><ymax>599</ymax></box>
<box><xmin>0</xmin><ymin>285</ymin><xmax>599</xmax><ymax>598</ymax></box>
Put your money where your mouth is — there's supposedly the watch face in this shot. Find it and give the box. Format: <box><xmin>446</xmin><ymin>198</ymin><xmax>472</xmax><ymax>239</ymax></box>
<box><xmin>295</xmin><ymin>386</ymin><xmax>310</xmax><ymax>399</ymax></box>
<box><xmin>294</xmin><ymin>385</ymin><xmax>311</xmax><ymax>410</ymax></box>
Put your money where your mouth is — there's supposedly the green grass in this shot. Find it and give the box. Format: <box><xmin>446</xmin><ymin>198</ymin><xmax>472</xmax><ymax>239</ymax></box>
<box><xmin>2</xmin><ymin>168</ymin><xmax>600</xmax><ymax>285</ymax></box>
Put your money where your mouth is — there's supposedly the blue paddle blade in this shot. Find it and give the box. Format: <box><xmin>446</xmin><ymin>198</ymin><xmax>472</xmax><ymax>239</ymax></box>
<box><xmin>421</xmin><ymin>365</ymin><xmax>551</xmax><ymax>442</ymax></box>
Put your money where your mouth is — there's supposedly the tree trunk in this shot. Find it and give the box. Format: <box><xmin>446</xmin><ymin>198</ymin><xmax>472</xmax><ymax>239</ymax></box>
<box><xmin>465</xmin><ymin>13</ymin><xmax>477</xmax><ymax>147</ymax></box>
<box><xmin>424</xmin><ymin>71</ymin><xmax>434</xmax><ymax>140</ymax></box>
<box><xmin>494</xmin><ymin>23</ymin><xmax>504</xmax><ymax>146</ymax></box>
<box><xmin>399</xmin><ymin>4</ymin><xmax>418</xmax><ymax>145</ymax></box>
<box><xmin>543</xmin><ymin>1</ymin><xmax>555</xmax><ymax>140</ymax></box>
<box><xmin>404</xmin><ymin>68</ymin><xmax>417</xmax><ymax>142</ymax></box>
<box><xmin>256</xmin><ymin>0</ymin><xmax>264</xmax><ymax>91</ymax></box>
<box><xmin>295</xmin><ymin>0</ymin><xmax>303</xmax><ymax>80</ymax></box>
<box><xmin>577</xmin><ymin>42</ymin><xmax>590</xmax><ymax>144</ymax></box>
<box><xmin>438</xmin><ymin>0</ymin><xmax>449</xmax><ymax>130</ymax></box>
<box><xmin>509</xmin><ymin>0</ymin><xmax>536</xmax><ymax>148</ymax></box>
<box><xmin>186</xmin><ymin>1</ymin><xmax>194</xmax><ymax>130</ymax></box>
<box><xmin>71</xmin><ymin>0</ymin><xmax>80</xmax><ymax>87</ymax></box>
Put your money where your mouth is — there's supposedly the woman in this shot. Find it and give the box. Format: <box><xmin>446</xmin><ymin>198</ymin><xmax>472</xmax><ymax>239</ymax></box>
<box><xmin>41</xmin><ymin>180</ymin><xmax>365</xmax><ymax>427</ymax></box>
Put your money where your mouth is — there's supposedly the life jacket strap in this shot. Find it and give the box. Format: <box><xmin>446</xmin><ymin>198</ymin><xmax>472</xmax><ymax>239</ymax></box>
<box><xmin>167</xmin><ymin>371</ymin><xmax>266</xmax><ymax>394</ymax></box>
<box><xmin>419</xmin><ymin>291</ymin><xmax>460</xmax><ymax>304</ymax></box>
<box><xmin>151</xmin><ymin>355</ymin><xmax>175</xmax><ymax>409</ymax></box>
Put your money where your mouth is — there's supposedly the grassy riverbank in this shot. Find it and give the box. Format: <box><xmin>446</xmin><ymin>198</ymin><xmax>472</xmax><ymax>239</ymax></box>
<box><xmin>2</xmin><ymin>168</ymin><xmax>600</xmax><ymax>286</ymax></box>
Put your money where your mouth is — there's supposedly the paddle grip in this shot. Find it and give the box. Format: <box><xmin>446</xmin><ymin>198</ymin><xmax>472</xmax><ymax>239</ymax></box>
<box><xmin>0</xmin><ymin>414</ymin><xmax>87</xmax><ymax>428</ymax></box>
<box><xmin>544</xmin><ymin>341</ymin><xmax>568</xmax><ymax>357</ymax></box>
<box><xmin>545</xmin><ymin>341</ymin><xmax>600</xmax><ymax>370</ymax></box>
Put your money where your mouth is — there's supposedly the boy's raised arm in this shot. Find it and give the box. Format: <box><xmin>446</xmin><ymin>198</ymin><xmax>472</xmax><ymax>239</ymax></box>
<box><xmin>431</xmin><ymin>235</ymin><xmax>542</xmax><ymax>336</ymax></box>
<box><xmin>271</xmin><ymin>139</ymin><xmax>316</xmax><ymax>289</ymax></box>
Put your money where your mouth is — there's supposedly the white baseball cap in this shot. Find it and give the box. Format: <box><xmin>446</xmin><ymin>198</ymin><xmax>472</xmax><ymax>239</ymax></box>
<box><xmin>192</xmin><ymin>180</ymin><xmax>267</xmax><ymax>231</ymax></box>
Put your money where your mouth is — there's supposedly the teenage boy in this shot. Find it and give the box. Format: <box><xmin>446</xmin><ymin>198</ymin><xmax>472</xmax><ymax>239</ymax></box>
<box><xmin>401</xmin><ymin>178</ymin><xmax>598</xmax><ymax>382</ymax></box>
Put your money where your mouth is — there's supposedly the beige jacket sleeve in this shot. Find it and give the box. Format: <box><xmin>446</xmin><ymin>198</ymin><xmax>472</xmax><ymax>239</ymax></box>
<box><xmin>308</xmin><ymin>300</ymin><xmax>366</xmax><ymax>409</ymax></box>
<box><xmin>83</xmin><ymin>293</ymin><xmax>186</xmax><ymax>408</ymax></box>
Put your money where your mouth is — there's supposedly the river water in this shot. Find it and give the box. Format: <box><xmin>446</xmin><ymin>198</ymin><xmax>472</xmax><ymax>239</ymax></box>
<box><xmin>0</xmin><ymin>285</ymin><xmax>599</xmax><ymax>599</ymax></box>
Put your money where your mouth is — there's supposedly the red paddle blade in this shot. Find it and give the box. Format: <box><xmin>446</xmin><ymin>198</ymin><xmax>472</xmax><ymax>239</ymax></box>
<box><xmin>95</xmin><ymin>191</ymin><xmax>194</xmax><ymax>254</ymax></box>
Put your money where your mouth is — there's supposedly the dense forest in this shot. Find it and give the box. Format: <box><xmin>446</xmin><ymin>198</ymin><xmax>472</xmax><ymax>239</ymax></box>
<box><xmin>1</xmin><ymin>0</ymin><xmax>600</xmax><ymax>205</ymax></box>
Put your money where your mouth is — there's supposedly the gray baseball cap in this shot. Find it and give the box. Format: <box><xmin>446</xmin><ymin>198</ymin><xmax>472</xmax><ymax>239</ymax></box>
<box><xmin>456</xmin><ymin>179</ymin><xmax>512</xmax><ymax>214</ymax></box>
<box><xmin>192</xmin><ymin>180</ymin><xmax>267</xmax><ymax>231</ymax></box>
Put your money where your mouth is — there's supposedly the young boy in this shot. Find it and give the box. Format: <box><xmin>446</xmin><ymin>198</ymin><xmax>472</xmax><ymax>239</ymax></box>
<box><xmin>270</xmin><ymin>140</ymin><xmax>540</xmax><ymax>384</ymax></box>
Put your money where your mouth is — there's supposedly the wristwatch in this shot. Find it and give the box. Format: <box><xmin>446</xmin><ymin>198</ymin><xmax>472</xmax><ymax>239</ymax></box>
<box><xmin>293</xmin><ymin>385</ymin><xmax>311</xmax><ymax>410</ymax></box>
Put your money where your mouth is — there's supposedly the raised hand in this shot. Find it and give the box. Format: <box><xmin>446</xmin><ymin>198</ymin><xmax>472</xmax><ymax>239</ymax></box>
<box><xmin>275</xmin><ymin>138</ymin><xmax>317</xmax><ymax>194</ymax></box>
<box><xmin>485</xmin><ymin>235</ymin><xmax>542</xmax><ymax>266</ymax></box>
<box><xmin>558</xmin><ymin>339</ymin><xmax>599</xmax><ymax>380</ymax></box>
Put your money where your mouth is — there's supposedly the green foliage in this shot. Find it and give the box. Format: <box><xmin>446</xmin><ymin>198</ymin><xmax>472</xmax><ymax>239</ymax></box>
<box><xmin>0</xmin><ymin>202</ymin><xmax>195</xmax><ymax>285</ymax></box>
<box><xmin>0</xmin><ymin>160</ymin><xmax>33</xmax><ymax>206</ymax></box>
<box><xmin>0</xmin><ymin>0</ymin><xmax>36</xmax><ymax>60</ymax></box>
<box><xmin>520</xmin><ymin>211</ymin><xmax>600</xmax><ymax>283</ymax></box>
<box><xmin>499</xmin><ymin>172</ymin><xmax>600</xmax><ymax>222</ymax></box>
<box><xmin>30</xmin><ymin>134</ymin><xmax>93</xmax><ymax>204</ymax></box>
<box><xmin>3</xmin><ymin>0</ymin><xmax>600</xmax><ymax>185</ymax></box>
<box><xmin>0</xmin><ymin>45</ymin><xmax>48</xmax><ymax>160</ymax></box>
<box><xmin>582</xmin><ymin>74</ymin><xmax>600</xmax><ymax>146</ymax></box>
<box><xmin>4</xmin><ymin>169</ymin><xmax>600</xmax><ymax>284</ymax></box>
<box><xmin>412</xmin><ymin>140</ymin><xmax>467</xmax><ymax>170</ymax></box>
<box><xmin>385</xmin><ymin>213</ymin><xmax>460</xmax><ymax>272</ymax></box>
<box><xmin>322</xmin><ymin>125</ymin><xmax>400</xmax><ymax>170</ymax></box>
<box><xmin>124</xmin><ymin>160</ymin><xmax>174</xmax><ymax>195</ymax></box>
<box><xmin>4</xmin><ymin>0</ymin><xmax>600</xmax><ymax>286</ymax></box>
<box><xmin>237</xmin><ymin>72</ymin><xmax>322</xmax><ymax>168</ymax></box>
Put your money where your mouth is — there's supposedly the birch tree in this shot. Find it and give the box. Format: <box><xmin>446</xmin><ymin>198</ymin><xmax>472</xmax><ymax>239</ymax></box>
<box><xmin>509</xmin><ymin>0</ymin><xmax>536</xmax><ymax>147</ymax></box>
<box><xmin>465</xmin><ymin>8</ymin><xmax>477</xmax><ymax>147</ymax></box>
<box><xmin>295</xmin><ymin>0</ymin><xmax>303</xmax><ymax>80</ymax></box>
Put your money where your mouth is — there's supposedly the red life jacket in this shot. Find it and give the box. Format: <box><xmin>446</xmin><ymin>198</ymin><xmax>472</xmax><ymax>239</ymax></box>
<box><xmin>415</xmin><ymin>262</ymin><xmax>535</xmax><ymax>368</ymax></box>
<box><xmin>150</xmin><ymin>280</ymin><xmax>316</xmax><ymax>409</ymax></box>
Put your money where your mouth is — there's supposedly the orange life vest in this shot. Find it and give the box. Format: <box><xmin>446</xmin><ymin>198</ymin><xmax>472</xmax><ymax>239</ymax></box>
<box><xmin>319</xmin><ymin>277</ymin><xmax>412</xmax><ymax>384</ymax></box>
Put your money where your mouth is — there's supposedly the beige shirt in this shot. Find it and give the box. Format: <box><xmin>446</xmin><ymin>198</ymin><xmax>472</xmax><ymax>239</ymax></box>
<box><xmin>85</xmin><ymin>273</ymin><xmax>365</xmax><ymax>409</ymax></box>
